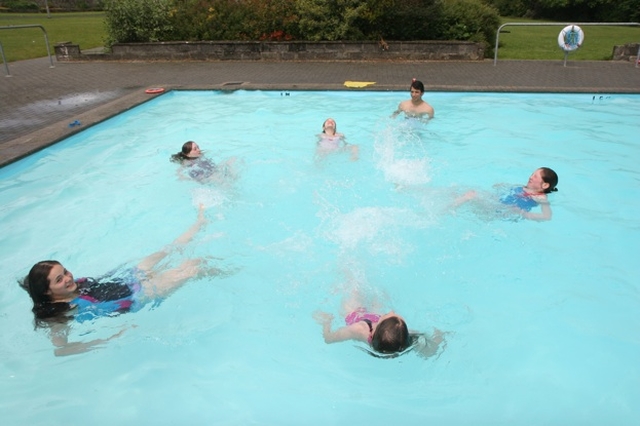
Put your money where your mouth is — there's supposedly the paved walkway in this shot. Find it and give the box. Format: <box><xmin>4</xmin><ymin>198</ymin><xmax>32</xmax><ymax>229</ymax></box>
<box><xmin>1</xmin><ymin>57</ymin><xmax>639</xmax><ymax>166</ymax></box>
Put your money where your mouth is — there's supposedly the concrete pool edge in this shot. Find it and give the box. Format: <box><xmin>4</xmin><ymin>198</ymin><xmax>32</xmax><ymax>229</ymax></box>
<box><xmin>1</xmin><ymin>90</ymin><xmax>154</xmax><ymax>168</ymax></box>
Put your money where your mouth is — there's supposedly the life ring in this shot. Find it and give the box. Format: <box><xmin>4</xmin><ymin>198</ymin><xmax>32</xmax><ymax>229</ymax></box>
<box><xmin>558</xmin><ymin>25</ymin><xmax>584</xmax><ymax>53</ymax></box>
<box><xmin>145</xmin><ymin>87</ymin><xmax>165</xmax><ymax>95</ymax></box>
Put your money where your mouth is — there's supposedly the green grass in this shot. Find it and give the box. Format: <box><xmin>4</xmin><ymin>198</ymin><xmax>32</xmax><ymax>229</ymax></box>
<box><xmin>496</xmin><ymin>17</ymin><xmax>640</xmax><ymax>60</ymax></box>
<box><xmin>0</xmin><ymin>12</ymin><xmax>106</xmax><ymax>62</ymax></box>
<box><xmin>0</xmin><ymin>13</ymin><xmax>638</xmax><ymax>62</ymax></box>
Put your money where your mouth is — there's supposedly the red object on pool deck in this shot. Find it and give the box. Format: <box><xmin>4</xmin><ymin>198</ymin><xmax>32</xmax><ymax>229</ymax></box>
<box><xmin>145</xmin><ymin>88</ymin><xmax>165</xmax><ymax>95</ymax></box>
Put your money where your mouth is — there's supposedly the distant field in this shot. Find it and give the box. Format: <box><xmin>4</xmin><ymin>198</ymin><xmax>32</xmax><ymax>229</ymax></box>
<box><xmin>1</xmin><ymin>13</ymin><xmax>638</xmax><ymax>62</ymax></box>
<box><xmin>0</xmin><ymin>12</ymin><xmax>106</xmax><ymax>62</ymax></box>
<box><xmin>496</xmin><ymin>17</ymin><xmax>640</xmax><ymax>60</ymax></box>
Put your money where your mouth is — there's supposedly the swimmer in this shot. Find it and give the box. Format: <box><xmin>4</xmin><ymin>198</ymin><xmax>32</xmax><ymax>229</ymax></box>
<box><xmin>171</xmin><ymin>141</ymin><xmax>237</xmax><ymax>183</ymax></box>
<box><xmin>20</xmin><ymin>205</ymin><xmax>223</xmax><ymax>355</ymax></box>
<box><xmin>316</xmin><ymin>118</ymin><xmax>359</xmax><ymax>161</ymax></box>
<box><xmin>391</xmin><ymin>79</ymin><xmax>435</xmax><ymax>119</ymax></box>
<box><xmin>454</xmin><ymin>167</ymin><xmax>559</xmax><ymax>221</ymax></box>
<box><xmin>313</xmin><ymin>286</ymin><xmax>444</xmax><ymax>359</ymax></box>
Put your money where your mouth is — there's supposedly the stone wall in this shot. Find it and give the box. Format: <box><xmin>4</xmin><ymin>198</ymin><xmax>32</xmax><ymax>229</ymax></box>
<box><xmin>55</xmin><ymin>40</ymin><xmax>486</xmax><ymax>62</ymax></box>
<box><xmin>612</xmin><ymin>43</ymin><xmax>640</xmax><ymax>62</ymax></box>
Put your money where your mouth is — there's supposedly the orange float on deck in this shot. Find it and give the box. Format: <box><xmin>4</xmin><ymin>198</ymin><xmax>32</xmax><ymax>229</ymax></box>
<box><xmin>145</xmin><ymin>88</ymin><xmax>165</xmax><ymax>95</ymax></box>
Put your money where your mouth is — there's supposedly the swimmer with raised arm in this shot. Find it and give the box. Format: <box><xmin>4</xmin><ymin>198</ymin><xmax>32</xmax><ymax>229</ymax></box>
<box><xmin>455</xmin><ymin>167</ymin><xmax>559</xmax><ymax>221</ymax></box>
<box><xmin>391</xmin><ymin>79</ymin><xmax>435</xmax><ymax>119</ymax></box>
<box><xmin>20</xmin><ymin>205</ymin><xmax>222</xmax><ymax>355</ymax></box>
<box><xmin>316</xmin><ymin>118</ymin><xmax>359</xmax><ymax>161</ymax></box>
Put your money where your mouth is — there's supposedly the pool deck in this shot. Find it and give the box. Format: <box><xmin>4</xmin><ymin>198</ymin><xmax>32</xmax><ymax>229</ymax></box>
<box><xmin>1</xmin><ymin>57</ymin><xmax>639</xmax><ymax>167</ymax></box>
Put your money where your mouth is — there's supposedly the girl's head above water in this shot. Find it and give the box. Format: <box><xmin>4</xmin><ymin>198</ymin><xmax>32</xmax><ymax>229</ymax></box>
<box><xmin>21</xmin><ymin>260</ymin><xmax>77</xmax><ymax>322</ymax></box>
<box><xmin>371</xmin><ymin>313</ymin><xmax>410</xmax><ymax>354</ymax></box>
<box><xmin>527</xmin><ymin>167</ymin><xmax>558</xmax><ymax>194</ymax></box>
<box><xmin>538</xmin><ymin>167</ymin><xmax>558</xmax><ymax>193</ymax></box>
<box><xmin>171</xmin><ymin>141</ymin><xmax>201</xmax><ymax>162</ymax></box>
<box><xmin>22</xmin><ymin>260</ymin><xmax>63</xmax><ymax>304</ymax></box>
<box><xmin>322</xmin><ymin>118</ymin><xmax>337</xmax><ymax>133</ymax></box>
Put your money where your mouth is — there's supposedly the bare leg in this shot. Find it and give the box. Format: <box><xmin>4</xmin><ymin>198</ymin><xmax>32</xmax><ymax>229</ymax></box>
<box><xmin>137</xmin><ymin>204</ymin><xmax>207</xmax><ymax>273</ymax></box>
<box><xmin>339</xmin><ymin>265</ymin><xmax>370</xmax><ymax>317</ymax></box>
<box><xmin>143</xmin><ymin>258</ymin><xmax>218</xmax><ymax>298</ymax></box>
<box><xmin>172</xmin><ymin>204</ymin><xmax>207</xmax><ymax>246</ymax></box>
<box><xmin>137</xmin><ymin>251</ymin><xmax>170</xmax><ymax>274</ymax></box>
<box><xmin>348</xmin><ymin>144</ymin><xmax>359</xmax><ymax>161</ymax></box>
<box><xmin>450</xmin><ymin>190</ymin><xmax>477</xmax><ymax>210</ymax></box>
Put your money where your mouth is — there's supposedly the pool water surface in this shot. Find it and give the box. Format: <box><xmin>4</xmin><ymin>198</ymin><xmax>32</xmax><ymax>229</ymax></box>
<box><xmin>0</xmin><ymin>91</ymin><xmax>638</xmax><ymax>425</ymax></box>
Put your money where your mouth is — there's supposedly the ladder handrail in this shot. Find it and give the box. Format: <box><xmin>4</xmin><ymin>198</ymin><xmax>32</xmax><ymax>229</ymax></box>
<box><xmin>0</xmin><ymin>24</ymin><xmax>55</xmax><ymax>76</ymax></box>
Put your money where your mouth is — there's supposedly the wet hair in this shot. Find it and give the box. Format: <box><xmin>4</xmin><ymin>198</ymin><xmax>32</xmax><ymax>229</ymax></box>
<box><xmin>322</xmin><ymin>118</ymin><xmax>336</xmax><ymax>134</ymax></box>
<box><xmin>21</xmin><ymin>260</ymin><xmax>72</xmax><ymax>324</ymax></box>
<box><xmin>359</xmin><ymin>333</ymin><xmax>423</xmax><ymax>359</ymax></box>
<box><xmin>539</xmin><ymin>167</ymin><xmax>559</xmax><ymax>193</ymax></box>
<box><xmin>21</xmin><ymin>260</ymin><xmax>133</xmax><ymax>326</ymax></box>
<box><xmin>170</xmin><ymin>141</ymin><xmax>196</xmax><ymax>163</ymax></box>
<box><xmin>410</xmin><ymin>79</ymin><xmax>425</xmax><ymax>93</ymax></box>
<box><xmin>370</xmin><ymin>316</ymin><xmax>411</xmax><ymax>354</ymax></box>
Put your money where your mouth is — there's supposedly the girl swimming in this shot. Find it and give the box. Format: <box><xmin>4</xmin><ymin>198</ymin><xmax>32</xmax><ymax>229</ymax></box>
<box><xmin>20</xmin><ymin>205</ymin><xmax>221</xmax><ymax>355</ymax></box>
<box><xmin>455</xmin><ymin>167</ymin><xmax>559</xmax><ymax>221</ymax></box>
<box><xmin>314</xmin><ymin>286</ymin><xmax>444</xmax><ymax>359</ymax></box>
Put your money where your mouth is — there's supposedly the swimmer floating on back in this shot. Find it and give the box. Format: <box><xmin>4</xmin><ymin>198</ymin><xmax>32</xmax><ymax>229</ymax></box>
<box><xmin>171</xmin><ymin>141</ymin><xmax>237</xmax><ymax>183</ymax></box>
<box><xmin>20</xmin><ymin>205</ymin><xmax>225</xmax><ymax>356</ymax></box>
<box><xmin>316</xmin><ymin>118</ymin><xmax>359</xmax><ymax>161</ymax></box>
<box><xmin>454</xmin><ymin>167</ymin><xmax>559</xmax><ymax>221</ymax></box>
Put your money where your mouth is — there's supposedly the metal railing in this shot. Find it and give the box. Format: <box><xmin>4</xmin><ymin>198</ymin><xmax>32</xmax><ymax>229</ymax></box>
<box><xmin>0</xmin><ymin>24</ymin><xmax>55</xmax><ymax>77</ymax></box>
<box><xmin>494</xmin><ymin>22</ymin><xmax>640</xmax><ymax>66</ymax></box>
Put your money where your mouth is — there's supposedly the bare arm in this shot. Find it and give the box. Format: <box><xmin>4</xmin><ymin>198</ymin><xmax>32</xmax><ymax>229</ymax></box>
<box><xmin>313</xmin><ymin>311</ymin><xmax>369</xmax><ymax>344</ymax></box>
<box><xmin>424</xmin><ymin>104</ymin><xmax>435</xmax><ymax>119</ymax></box>
<box><xmin>521</xmin><ymin>200</ymin><xmax>552</xmax><ymax>221</ymax></box>
<box><xmin>176</xmin><ymin>166</ymin><xmax>187</xmax><ymax>180</ymax></box>
<box><xmin>391</xmin><ymin>102</ymin><xmax>404</xmax><ymax>118</ymax></box>
<box><xmin>50</xmin><ymin>323</ymin><xmax>127</xmax><ymax>356</ymax></box>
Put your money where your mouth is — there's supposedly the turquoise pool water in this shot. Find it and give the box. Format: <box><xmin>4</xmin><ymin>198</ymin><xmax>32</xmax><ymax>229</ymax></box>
<box><xmin>0</xmin><ymin>91</ymin><xmax>638</xmax><ymax>425</ymax></box>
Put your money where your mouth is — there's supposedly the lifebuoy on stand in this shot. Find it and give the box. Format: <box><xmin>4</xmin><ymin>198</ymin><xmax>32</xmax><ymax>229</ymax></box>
<box><xmin>558</xmin><ymin>25</ymin><xmax>584</xmax><ymax>67</ymax></box>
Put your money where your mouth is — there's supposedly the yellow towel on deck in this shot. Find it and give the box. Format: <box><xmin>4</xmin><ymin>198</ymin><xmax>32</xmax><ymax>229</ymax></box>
<box><xmin>344</xmin><ymin>81</ymin><xmax>376</xmax><ymax>88</ymax></box>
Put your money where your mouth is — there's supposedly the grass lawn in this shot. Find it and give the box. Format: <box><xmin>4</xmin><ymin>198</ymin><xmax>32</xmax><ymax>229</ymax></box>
<box><xmin>1</xmin><ymin>13</ymin><xmax>638</xmax><ymax>62</ymax></box>
<box><xmin>496</xmin><ymin>17</ymin><xmax>640</xmax><ymax>60</ymax></box>
<box><xmin>0</xmin><ymin>12</ymin><xmax>106</xmax><ymax>62</ymax></box>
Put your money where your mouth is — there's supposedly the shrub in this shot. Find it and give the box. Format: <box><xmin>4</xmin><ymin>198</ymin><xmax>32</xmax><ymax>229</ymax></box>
<box><xmin>2</xmin><ymin>0</ymin><xmax>39</xmax><ymax>12</ymax></box>
<box><xmin>166</xmin><ymin>0</ymin><xmax>300</xmax><ymax>41</ymax></box>
<box><xmin>483</xmin><ymin>0</ymin><xmax>529</xmax><ymax>18</ymax></box>
<box><xmin>296</xmin><ymin>0</ymin><xmax>380</xmax><ymax>41</ymax></box>
<box><xmin>102</xmin><ymin>0</ymin><xmax>501</xmax><ymax>51</ymax></box>
<box><xmin>246</xmin><ymin>0</ymin><xmax>300</xmax><ymax>41</ymax></box>
<box><xmin>434</xmin><ymin>0</ymin><xmax>501</xmax><ymax>54</ymax></box>
<box><xmin>373</xmin><ymin>0</ymin><xmax>440</xmax><ymax>41</ymax></box>
<box><xmin>103</xmin><ymin>0</ymin><xmax>173</xmax><ymax>46</ymax></box>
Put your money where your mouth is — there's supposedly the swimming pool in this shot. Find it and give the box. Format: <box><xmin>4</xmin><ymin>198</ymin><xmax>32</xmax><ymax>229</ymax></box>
<box><xmin>1</xmin><ymin>90</ymin><xmax>638</xmax><ymax>425</ymax></box>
